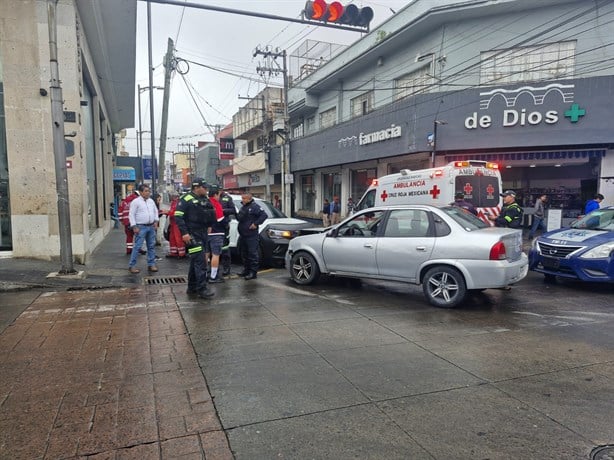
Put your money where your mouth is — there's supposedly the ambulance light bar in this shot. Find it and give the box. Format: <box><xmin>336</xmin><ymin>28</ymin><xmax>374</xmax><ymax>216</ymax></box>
<box><xmin>453</xmin><ymin>160</ymin><xmax>499</xmax><ymax>170</ymax></box>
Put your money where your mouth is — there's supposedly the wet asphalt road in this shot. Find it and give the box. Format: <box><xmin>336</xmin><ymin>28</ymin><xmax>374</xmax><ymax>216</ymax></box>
<box><xmin>174</xmin><ymin>268</ymin><xmax>614</xmax><ymax>459</ymax></box>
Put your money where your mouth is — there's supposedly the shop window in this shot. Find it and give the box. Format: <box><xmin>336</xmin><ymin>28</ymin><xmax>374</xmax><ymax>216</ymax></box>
<box><xmin>350</xmin><ymin>91</ymin><xmax>374</xmax><ymax>118</ymax></box>
<box><xmin>322</xmin><ymin>172</ymin><xmax>341</xmax><ymax>204</ymax></box>
<box><xmin>351</xmin><ymin>168</ymin><xmax>377</xmax><ymax>204</ymax></box>
<box><xmin>319</xmin><ymin>107</ymin><xmax>336</xmax><ymax>129</ymax></box>
<box><xmin>301</xmin><ymin>174</ymin><xmax>315</xmax><ymax>211</ymax></box>
<box><xmin>394</xmin><ymin>66</ymin><xmax>431</xmax><ymax>101</ymax></box>
<box><xmin>480</xmin><ymin>41</ymin><xmax>576</xmax><ymax>84</ymax></box>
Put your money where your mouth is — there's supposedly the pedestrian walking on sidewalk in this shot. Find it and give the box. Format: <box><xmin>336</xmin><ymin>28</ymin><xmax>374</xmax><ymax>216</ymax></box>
<box><xmin>175</xmin><ymin>179</ymin><xmax>217</xmax><ymax>298</ymax></box>
<box><xmin>528</xmin><ymin>194</ymin><xmax>547</xmax><ymax>239</ymax></box>
<box><xmin>127</xmin><ymin>184</ymin><xmax>160</xmax><ymax>274</ymax></box>
<box><xmin>237</xmin><ymin>192</ymin><xmax>267</xmax><ymax>280</ymax></box>
<box><xmin>322</xmin><ymin>198</ymin><xmax>331</xmax><ymax>227</ymax></box>
<box><xmin>330</xmin><ymin>196</ymin><xmax>341</xmax><ymax>225</ymax></box>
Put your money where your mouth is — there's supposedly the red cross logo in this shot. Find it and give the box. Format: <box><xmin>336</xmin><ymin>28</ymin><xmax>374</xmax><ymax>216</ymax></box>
<box><xmin>463</xmin><ymin>183</ymin><xmax>473</xmax><ymax>195</ymax></box>
<box><xmin>429</xmin><ymin>185</ymin><xmax>441</xmax><ymax>199</ymax></box>
<box><xmin>486</xmin><ymin>184</ymin><xmax>495</xmax><ymax>197</ymax></box>
<box><xmin>380</xmin><ymin>190</ymin><xmax>388</xmax><ymax>202</ymax></box>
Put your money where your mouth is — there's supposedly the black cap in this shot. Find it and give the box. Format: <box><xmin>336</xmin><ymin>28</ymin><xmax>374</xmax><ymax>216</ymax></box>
<box><xmin>191</xmin><ymin>178</ymin><xmax>208</xmax><ymax>188</ymax></box>
<box><xmin>208</xmin><ymin>185</ymin><xmax>220</xmax><ymax>195</ymax></box>
<box><xmin>455</xmin><ymin>192</ymin><xmax>465</xmax><ymax>199</ymax></box>
<box><xmin>500</xmin><ymin>190</ymin><xmax>516</xmax><ymax>197</ymax></box>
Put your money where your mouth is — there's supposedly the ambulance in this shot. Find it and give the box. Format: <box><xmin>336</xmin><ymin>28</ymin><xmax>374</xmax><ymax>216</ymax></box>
<box><xmin>355</xmin><ymin>160</ymin><xmax>503</xmax><ymax>224</ymax></box>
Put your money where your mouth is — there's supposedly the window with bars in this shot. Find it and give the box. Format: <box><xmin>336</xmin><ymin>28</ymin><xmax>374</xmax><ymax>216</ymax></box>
<box><xmin>350</xmin><ymin>91</ymin><xmax>374</xmax><ymax>118</ymax></box>
<box><xmin>319</xmin><ymin>107</ymin><xmax>337</xmax><ymax>129</ymax></box>
<box><xmin>394</xmin><ymin>66</ymin><xmax>432</xmax><ymax>101</ymax></box>
<box><xmin>480</xmin><ymin>41</ymin><xmax>576</xmax><ymax>85</ymax></box>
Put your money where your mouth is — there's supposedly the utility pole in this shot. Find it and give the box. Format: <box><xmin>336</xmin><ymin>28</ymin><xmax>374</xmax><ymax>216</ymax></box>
<box><xmin>147</xmin><ymin>1</ymin><xmax>157</xmax><ymax>192</ymax></box>
<box><xmin>254</xmin><ymin>46</ymin><xmax>288</xmax><ymax>211</ymax></box>
<box><xmin>158</xmin><ymin>38</ymin><xmax>174</xmax><ymax>193</ymax></box>
<box><xmin>47</xmin><ymin>0</ymin><xmax>75</xmax><ymax>274</ymax></box>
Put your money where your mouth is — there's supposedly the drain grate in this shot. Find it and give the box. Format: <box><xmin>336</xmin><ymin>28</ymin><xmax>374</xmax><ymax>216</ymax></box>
<box><xmin>591</xmin><ymin>445</ymin><xmax>614</xmax><ymax>460</ymax></box>
<box><xmin>144</xmin><ymin>275</ymin><xmax>187</xmax><ymax>285</ymax></box>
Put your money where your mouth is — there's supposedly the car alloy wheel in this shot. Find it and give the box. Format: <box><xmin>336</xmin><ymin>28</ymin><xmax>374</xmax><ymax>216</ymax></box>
<box><xmin>290</xmin><ymin>252</ymin><xmax>320</xmax><ymax>285</ymax></box>
<box><xmin>422</xmin><ymin>266</ymin><xmax>467</xmax><ymax>308</ymax></box>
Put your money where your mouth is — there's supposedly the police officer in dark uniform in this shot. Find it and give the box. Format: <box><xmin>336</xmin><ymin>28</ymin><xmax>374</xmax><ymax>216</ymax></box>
<box><xmin>236</xmin><ymin>192</ymin><xmax>267</xmax><ymax>280</ymax></box>
<box><xmin>490</xmin><ymin>190</ymin><xmax>523</xmax><ymax>228</ymax></box>
<box><xmin>174</xmin><ymin>179</ymin><xmax>217</xmax><ymax>298</ymax></box>
<box><xmin>219</xmin><ymin>188</ymin><xmax>236</xmax><ymax>276</ymax></box>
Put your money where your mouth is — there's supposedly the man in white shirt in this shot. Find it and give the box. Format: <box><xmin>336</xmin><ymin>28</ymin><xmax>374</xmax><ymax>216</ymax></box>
<box><xmin>128</xmin><ymin>184</ymin><xmax>160</xmax><ymax>273</ymax></box>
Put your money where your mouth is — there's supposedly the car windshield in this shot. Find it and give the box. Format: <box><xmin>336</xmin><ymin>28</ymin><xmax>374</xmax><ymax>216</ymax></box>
<box><xmin>572</xmin><ymin>209</ymin><xmax>614</xmax><ymax>231</ymax></box>
<box><xmin>232</xmin><ymin>199</ymin><xmax>286</xmax><ymax>218</ymax></box>
<box><xmin>440</xmin><ymin>205</ymin><xmax>489</xmax><ymax>230</ymax></box>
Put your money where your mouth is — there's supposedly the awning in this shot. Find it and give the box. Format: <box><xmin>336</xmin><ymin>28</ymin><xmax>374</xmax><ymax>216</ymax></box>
<box><xmin>447</xmin><ymin>149</ymin><xmax>606</xmax><ymax>163</ymax></box>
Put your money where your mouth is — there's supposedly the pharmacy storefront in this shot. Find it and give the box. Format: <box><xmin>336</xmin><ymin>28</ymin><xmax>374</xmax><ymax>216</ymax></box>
<box><xmin>290</xmin><ymin>76</ymin><xmax>614</xmax><ymax>221</ymax></box>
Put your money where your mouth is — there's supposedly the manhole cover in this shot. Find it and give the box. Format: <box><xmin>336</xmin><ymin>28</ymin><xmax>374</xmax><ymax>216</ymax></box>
<box><xmin>591</xmin><ymin>445</ymin><xmax>614</xmax><ymax>460</ymax></box>
<box><xmin>144</xmin><ymin>276</ymin><xmax>187</xmax><ymax>285</ymax></box>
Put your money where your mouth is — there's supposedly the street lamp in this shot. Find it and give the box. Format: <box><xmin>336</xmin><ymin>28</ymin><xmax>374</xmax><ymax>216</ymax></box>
<box><xmin>430</xmin><ymin>120</ymin><xmax>447</xmax><ymax>167</ymax></box>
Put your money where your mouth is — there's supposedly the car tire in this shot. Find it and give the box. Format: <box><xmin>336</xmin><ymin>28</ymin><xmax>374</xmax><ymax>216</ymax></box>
<box><xmin>422</xmin><ymin>266</ymin><xmax>467</xmax><ymax>308</ymax></box>
<box><xmin>289</xmin><ymin>251</ymin><xmax>320</xmax><ymax>285</ymax></box>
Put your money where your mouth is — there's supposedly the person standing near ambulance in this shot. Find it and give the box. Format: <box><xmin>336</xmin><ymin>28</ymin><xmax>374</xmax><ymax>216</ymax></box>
<box><xmin>119</xmin><ymin>185</ymin><xmax>144</xmax><ymax>255</ymax></box>
<box><xmin>174</xmin><ymin>179</ymin><xmax>217</xmax><ymax>299</ymax></box>
<box><xmin>489</xmin><ymin>190</ymin><xmax>523</xmax><ymax>228</ymax></box>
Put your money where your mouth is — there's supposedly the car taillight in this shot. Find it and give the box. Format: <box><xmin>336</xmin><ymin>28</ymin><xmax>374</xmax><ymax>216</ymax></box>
<box><xmin>489</xmin><ymin>241</ymin><xmax>507</xmax><ymax>260</ymax></box>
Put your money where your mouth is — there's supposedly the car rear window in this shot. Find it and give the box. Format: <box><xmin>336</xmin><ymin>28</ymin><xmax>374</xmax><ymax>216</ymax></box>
<box><xmin>232</xmin><ymin>198</ymin><xmax>285</xmax><ymax>218</ymax></box>
<box><xmin>441</xmin><ymin>206</ymin><xmax>489</xmax><ymax>230</ymax></box>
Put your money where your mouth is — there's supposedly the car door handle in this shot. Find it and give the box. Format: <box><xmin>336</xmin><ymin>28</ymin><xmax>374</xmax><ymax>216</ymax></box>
<box><xmin>363</xmin><ymin>243</ymin><xmax>374</xmax><ymax>248</ymax></box>
<box><xmin>416</xmin><ymin>246</ymin><xmax>427</xmax><ymax>251</ymax></box>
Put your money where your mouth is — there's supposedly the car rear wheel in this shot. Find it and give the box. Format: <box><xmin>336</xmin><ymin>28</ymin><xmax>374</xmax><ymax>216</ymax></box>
<box><xmin>290</xmin><ymin>252</ymin><xmax>320</xmax><ymax>285</ymax></box>
<box><xmin>422</xmin><ymin>266</ymin><xmax>467</xmax><ymax>308</ymax></box>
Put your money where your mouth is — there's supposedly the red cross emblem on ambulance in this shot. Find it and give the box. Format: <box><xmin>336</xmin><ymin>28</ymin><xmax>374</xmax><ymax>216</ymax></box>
<box><xmin>486</xmin><ymin>184</ymin><xmax>495</xmax><ymax>198</ymax></box>
<box><xmin>380</xmin><ymin>190</ymin><xmax>388</xmax><ymax>202</ymax></box>
<box><xmin>429</xmin><ymin>185</ymin><xmax>441</xmax><ymax>199</ymax></box>
<box><xmin>463</xmin><ymin>183</ymin><xmax>473</xmax><ymax>195</ymax></box>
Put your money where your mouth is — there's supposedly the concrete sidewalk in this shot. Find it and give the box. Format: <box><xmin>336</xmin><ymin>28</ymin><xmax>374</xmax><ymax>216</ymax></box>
<box><xmin>0</xmin><ymin>226</ymin><xmax>188</xmax><ymax>292</ymax></box>
<box><xmin>0</xmin><ymin>230</ymin><xmax>234</xmax><ymax>459</ymax></box>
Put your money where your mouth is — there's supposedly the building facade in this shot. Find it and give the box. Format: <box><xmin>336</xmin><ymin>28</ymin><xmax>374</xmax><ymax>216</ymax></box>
<box><xmin>0</xmin><ymin>0</ymin><xmax>136</xmax><ymax>260</ymax></box>
<box><xmin>288</xmin><ymin>0</ymin><xmax>614</xmax><ymax>223</ymax></box>
<box><xmin>232</xmin><ymin>87</ymin><xmax>285</xmax><ymax>202</ymax></box>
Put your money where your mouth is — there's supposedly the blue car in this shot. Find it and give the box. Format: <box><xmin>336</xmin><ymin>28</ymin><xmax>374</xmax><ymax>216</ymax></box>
<box><xmin>529</xmin><ymin>206</ymin><xmax>614</xmax><ymax>283</ymax></box>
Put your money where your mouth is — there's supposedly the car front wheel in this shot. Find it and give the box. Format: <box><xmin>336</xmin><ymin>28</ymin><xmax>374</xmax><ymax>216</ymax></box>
<box><xmin>290</xmin><ymin>252</ymin><xmax>320</xmax><ymax>285</ymax></box>
<box><xmin>422</xmin><ymin>266</ymin><xmax>467</xmax><ymax>308</ymax></box>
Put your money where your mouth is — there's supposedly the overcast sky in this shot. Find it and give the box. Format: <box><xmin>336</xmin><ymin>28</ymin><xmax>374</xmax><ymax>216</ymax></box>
<box><xmin>126</xmin><ymin>0</ymin><xmax>409</xmax><ymax>157</ymax></box>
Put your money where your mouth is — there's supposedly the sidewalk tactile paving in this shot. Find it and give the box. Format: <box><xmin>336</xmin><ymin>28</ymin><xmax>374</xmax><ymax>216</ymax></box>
<box><xmin>0</xmin><ymin>287</ymin><xmax>233</xmax><ymax>459</ymax></box>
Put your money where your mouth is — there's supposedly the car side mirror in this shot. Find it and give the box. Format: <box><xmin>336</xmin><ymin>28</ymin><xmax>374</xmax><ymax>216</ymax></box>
<box><xmin>327</xmin><ymin>228</ymin><xmax>338</xmax><ymax>237</ymax></box>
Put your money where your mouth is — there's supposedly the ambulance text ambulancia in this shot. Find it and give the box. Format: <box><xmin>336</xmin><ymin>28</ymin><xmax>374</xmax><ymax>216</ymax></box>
<box><xmin>355</xmin><ymin>161</ymin><xmax>502</xmax><ymax>224</ymax></box>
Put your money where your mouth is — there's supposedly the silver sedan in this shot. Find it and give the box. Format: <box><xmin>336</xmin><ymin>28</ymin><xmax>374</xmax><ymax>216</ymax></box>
<box><xmin>286</xmin><ymin>205</ymin><xmax>528</xmax><ymax>308</ymax></box>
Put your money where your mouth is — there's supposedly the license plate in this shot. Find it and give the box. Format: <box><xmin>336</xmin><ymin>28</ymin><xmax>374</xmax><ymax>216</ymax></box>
<box><xmin>542</xmin><ymin>257</ymin><xmax>560</xmax><ymax>269</ymax></box>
